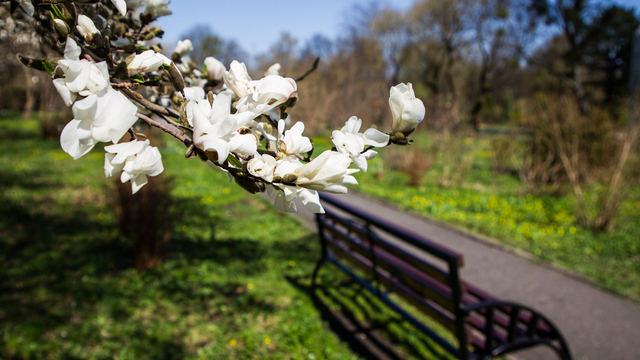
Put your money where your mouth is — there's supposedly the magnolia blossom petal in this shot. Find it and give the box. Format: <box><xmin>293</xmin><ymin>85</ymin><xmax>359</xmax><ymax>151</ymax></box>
<box><xmin>183</xmin><ymin>86</ymin><xmax>205</xmax><ymax>101</ymax></box>
<box><xmin>273</xmin><ymin>190</ymin><xmax>297</xmax><ymax>213</ymax></box>
<box><xmin>299</xmin><ymin>189</ymin><xmax>324</xmax><ymax>214</ymax></box>
<box><xmin>130</xmin><ymin>174</ymin><xmax>148</xmax><ymax>194</ymax></box>
<box><xmin>18</xmin><ymin>0</ymin><xmax>34</xmax><ymax>16</ymax></box>
<box><xmin>110</xmin><ymin>0</ymin><xmax>127</xmax><ymax>15</ymax></box>
<box><xmin>53</xmin><ymin>78</ymin><xmax>76</xmax><ymax>107</ymax></box>
<box><xmin>76</xmin><ymin>14</ymin><xmax>99</xmax><ymax>39</ymax></box>
<box><xmin>61</xmin><ymin>119</ymin><xmax>95</xmax><ymax>159</ymax></box>
<box><xmin>363</xmin><ymin>128</ymin><xmax>390</xmax><ymax>147</ymax></box>
<box><xmin>352</xmin><ymin>154</ymin><xmax>368</xmax><ymax>173</ymax></box>
<box><xmin>104</xmin><ymin>153</ymin><xmax>125</xmax><ymax>177</ymax></box>
<box><xmin>279</xmin><ymin>120</ymin><xmax>312</xmax><ymax>155</ymax></box>
<box><xmin>228</xmin><ymin>133</ymin><xmax>258</xmax><ymax>156</ymax></box>
<box><xmin>265</xmin><ymin>63</ymin><xmax>281</xmax><ymax>76</ymax></box>
<box><xmin>204</xmin><ymin>57</ymin><xmax>225</xmax><ymax>81</ymax></box>
<box><xmin>294</xmin><ymin>150</ymin><xmax>357</xmax><ymax>193</ymax></box>
<box><xmin>64</xmin><ymin>37</ymin><xmax>81</xmax><ymax>61</ymax></box>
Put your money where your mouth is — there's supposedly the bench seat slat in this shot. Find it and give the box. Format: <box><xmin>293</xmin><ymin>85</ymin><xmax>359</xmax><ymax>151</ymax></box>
<box><xmin>324</xmin><ymin>235</ymin><xmax>458</xmax><ymax>333</ymax></box>
<box><xmin>320</xmin><ymin>217</ymin><xmax>457</xmax><ymax>313</ymax></box>
<box><xmin>322</xmin><ymin>213</ymin><xmax>454</xmax><ymax>286</ymax></box>
<box><xmin>319</xmin><ymin>194</ymin><xmax>464</xmax><ymax>266</ymax></box>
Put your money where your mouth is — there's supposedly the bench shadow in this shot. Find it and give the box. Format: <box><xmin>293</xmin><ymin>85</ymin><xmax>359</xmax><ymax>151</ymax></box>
<box><xmin>286</xmin><ymin>273</ymin><xmax>452</xmax><ymax>360</ymax></box>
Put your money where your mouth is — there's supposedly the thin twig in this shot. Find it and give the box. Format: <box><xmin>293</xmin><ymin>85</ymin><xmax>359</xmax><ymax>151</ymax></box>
<box><xmin>136</xmin><ymin>112</ymin><xmax>191</xmax><ymax>146</ymax></box>
<box><xmin>121</xmin><ymin>87</ymin><xmax>180</xmax><ymax>118</ymax></box>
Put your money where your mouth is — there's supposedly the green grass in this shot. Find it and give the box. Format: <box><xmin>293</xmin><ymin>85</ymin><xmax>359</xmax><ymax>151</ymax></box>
<box><xmin>0</xmin><ymin>113</ymin><xmax>462</xmax><ymax>359</ymax></box>
<box><xmin>340</xmin><ymin>130</ymin><xmax>640</xmax><ymax>302</ymax></box>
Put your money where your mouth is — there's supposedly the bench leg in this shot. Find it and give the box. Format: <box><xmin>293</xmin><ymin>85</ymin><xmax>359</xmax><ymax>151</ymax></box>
<box><xmin>311</xmin><ymin>253</ymin><xmax>326</xmax><ymax>291</ymax></box>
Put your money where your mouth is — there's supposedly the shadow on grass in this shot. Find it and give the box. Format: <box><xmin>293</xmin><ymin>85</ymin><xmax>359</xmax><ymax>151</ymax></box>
<box><xmin>286</xmin><ymin>272</ymin><xmax>452</xmax><ymax>360</ymax></box>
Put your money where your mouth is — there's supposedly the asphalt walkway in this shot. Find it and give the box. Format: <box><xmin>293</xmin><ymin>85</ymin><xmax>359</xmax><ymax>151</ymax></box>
<box><xmin>291</xmin><ymin>191</ymin><xmax>640</xmax><ymax>360</ymax></box>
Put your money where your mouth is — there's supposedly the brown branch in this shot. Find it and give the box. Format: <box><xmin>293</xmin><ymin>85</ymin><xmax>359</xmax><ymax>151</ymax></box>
<box><xmin>120</xmin><ymin>87</ymin><xmax>180</xmax><ymax>119</ymax></box>
<box><xmin>136</xmin><ymin>112</ymin><xmax>191</xmax><ymax>146</ymax></box>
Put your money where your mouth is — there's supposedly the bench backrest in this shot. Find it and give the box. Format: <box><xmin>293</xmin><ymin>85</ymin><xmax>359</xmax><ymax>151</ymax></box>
<box><xmin>317</xmin><ymin>193</ymin><xmax>470</xmax><ymax>358</ymax></box>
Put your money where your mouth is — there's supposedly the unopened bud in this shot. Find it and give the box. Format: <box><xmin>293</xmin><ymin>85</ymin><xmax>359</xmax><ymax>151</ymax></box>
<box><xmin>272</xmin><ymin>176</ymin><xmax>282</xmax><ymax>183</ymax></box>
<box><xmin>53</xmin><ymin>19</ymin><xmax>70</xmax><ymax>38</ymax></box>
<box><xmin>164</xmin><ymin>62</ymin><xmax>185</xmax><ymax>92</ymax></box>
<box><xmin>390</xmin><ymin>132</ymin><xmax>405</xmax><ymax>142</ymax></box>
<box><xmin>284</xmin><ymin>92</ymin><xmax>298</xmax><ymax>108</ymax></box>
<box><xmin>282</xmin><ymin>173</ymin><xmax>298</xmax><ymax>185</ymax></box>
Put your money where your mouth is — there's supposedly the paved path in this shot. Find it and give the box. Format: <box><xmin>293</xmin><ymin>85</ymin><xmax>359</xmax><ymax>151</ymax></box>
<box><xmin>290</xmin><ymin>191</ymin><xmax>640</xmax><ymax>360</ymax></box>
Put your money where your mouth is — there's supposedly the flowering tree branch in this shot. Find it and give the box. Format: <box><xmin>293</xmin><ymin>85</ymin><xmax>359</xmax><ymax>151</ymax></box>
<box><xmin>9</xmin><ymin>0</ymin><xmax>426</xmax><ymax>211</ymax></box>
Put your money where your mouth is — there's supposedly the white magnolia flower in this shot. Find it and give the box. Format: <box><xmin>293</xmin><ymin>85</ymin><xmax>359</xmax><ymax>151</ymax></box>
<box><xmin>294</xmin><ymin>150</ymin><xmax>358</xmax><ymax>194</ymax></box>
<box><xmin>110</xmin><ymin>0</ymin><xmax>127</xmax><ymax>15</ymax></box>
<box><xmin>204</xmin><ymin>57</ymin><xmax>225</xmax><ymax>81</ymax></box>
<box><xmin>389</xmin><ymin>83</ymin><xmax>426</xmax><ymax>134</ymax></box>
<box><xmin>18</xmin><ymin>0</ymin><xmax>34</xmax><ymax>16</ymax></box>
<box><xmin>236</xmin><ymin>74</ymin><xmax>297</xmax><ymax>114</ymax></box>
<box><xmin>267</xmin><ymin>158</ymin><xmax>323</xmax><ymax>214</ymax></box>
<box><xmin>173</xmin><ymin>39</ymin><xmax>193</xmax><ymax>57</ymax></box>
<box><xmin>189</xmin><ymin>91</ymin><xmax>258</xmax><ymax>163</ymax></box>
<box><xmin>278</xmin><ymin>120</ymin><xmax>312</xmax><ymax>157</ymax></box>
<box><xmin>332</xmin><ymin>116</ymin><xmax>389</xmax><ymax>172</ymax></box>
<box><xmin>60</xmin><ymin>88</ymin><xmax>138</xmax><ymax>159</ymax></box>
<box><xmin>63</xmin><ymin>36</ymin><xmax>81</xmax><ymax>61</ymax></box>
<box><xmin>53</xmin><ymin>38</ymin><xmax>110</xmax><ymax>107</ymax></box>
<box><xmin>104</xmin><ymin>139</ymin><xmax>164</xmax><ymax>194</ymax></box>
<box><xmin>76</xmin><ymin>15</ymin><xmax>99</xmax><ymax>42</ymax></box>
<box><xmin>247</xmin><ymin>153</ymin><xmax>277</xmax><ymax>182</ymax></box>
<box><xmin>267</xmin><ymin>151</ymin><xmax>357</xmax><ymax>213</ymax></box>
<box><xmin>182</xmin><ymin>86</ymin><xmax>205</xmax><ymax>101</ymax></box>
<box><xmin>142</xmin><ymin>0</ymin><xmax>172</xmax><ymax>20</ymax></box>
<box><xmin>265</xmin><ymin>63</ymin><xmax>281</xmax><ymax>76</ymax></box>
<box><xmin>128</xmin><ymin>50</ymin><xmax>166</xmax><ymax>73</ymax></box>
<box><xmin>223</xmin><ymin>60</ymin><xmax>252</xmax><ymax>98</ymax></box>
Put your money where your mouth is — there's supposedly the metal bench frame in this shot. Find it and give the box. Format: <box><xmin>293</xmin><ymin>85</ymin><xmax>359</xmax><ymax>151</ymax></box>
<box><xmin>312</xmin><ymin>193</ymin><xmax>572</xmax><ymax>360</ymax></box>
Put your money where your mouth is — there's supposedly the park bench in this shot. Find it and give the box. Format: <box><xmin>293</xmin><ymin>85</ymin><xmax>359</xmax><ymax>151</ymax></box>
<box><xmin>312</xmin><ymin>193</ymin><xmax>572</xmax><ymax>360</ymax></box>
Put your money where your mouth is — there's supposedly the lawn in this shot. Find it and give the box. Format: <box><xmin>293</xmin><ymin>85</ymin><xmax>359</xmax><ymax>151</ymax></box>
<box><xmin>330</xmin><ymin>128</ymin><xmax>640</xmax><ymax>303</ymax></box>
<box><xmin>0</xmin><ymin>113</ymin><xmax>459</xmax><ymax>359</ymax></box>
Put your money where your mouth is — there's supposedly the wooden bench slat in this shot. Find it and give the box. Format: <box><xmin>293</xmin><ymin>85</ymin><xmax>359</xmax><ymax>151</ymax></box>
<box><xmin>320</xmin><ymin>214</ymin><xmax>453</xmax><ymax>286</ymax></box>
<box><xmin>320</xmin><ymin>217</ymin><xmax>457</xmax><ymax>313</ymax></box>
<box><xmin>319</xmin><ymin>194</ymin><xmax>464</xmax><ymax>267</ymax></box>
<box><xmin>324</xmin><ymin>235</ymin><xmax>458</xmax><ymax>333</ymax></box>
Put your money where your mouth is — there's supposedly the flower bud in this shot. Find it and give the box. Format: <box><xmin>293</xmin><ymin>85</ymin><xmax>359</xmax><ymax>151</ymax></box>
<box><xmin>282</xmin><ymin>173</ymin><xmax>298</xmax><ymax>185</ymax></box>
<box><xmin>389</xmin><ymin>83</ymin><xmax>426</xmax><ymax>135</ymax></box>
<box><xmin>164</xmin><ymin>62</ymin><xmax>185</xmax><ymax>92</ymax></box>
<box><xmin>53</xmin><ymin>19</ymin><xmax>70</xmax><ymax>38</ymax></box>
<box><xmin>172</xmin><ymin>39</ymin><xmax>192</xmax><ymax>62</ymax></box>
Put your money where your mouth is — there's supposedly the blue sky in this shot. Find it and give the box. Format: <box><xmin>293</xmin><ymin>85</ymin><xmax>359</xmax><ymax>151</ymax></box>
<box><xmin>155</xmin><ymin>0</ymin><xmax>639</xmax><ymax>57</ymax></box>
<box><xmin>155</xmin><ymin>0</ymin><xmax>415</xmax><ymax>55</ymax></box>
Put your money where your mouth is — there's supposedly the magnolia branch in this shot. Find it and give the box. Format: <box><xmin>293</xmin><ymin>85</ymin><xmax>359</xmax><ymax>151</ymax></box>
<box><xmin>136</xmin><ymin>112</ymin><xmax>192</xmax><ymax>147</ymax></box>
<box><xmin>120</xmin><ymin>87</ymin><xmax>180</xmax><ymax>119</ymax></box>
